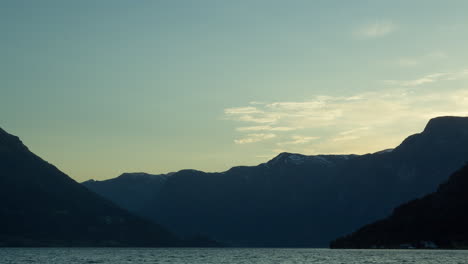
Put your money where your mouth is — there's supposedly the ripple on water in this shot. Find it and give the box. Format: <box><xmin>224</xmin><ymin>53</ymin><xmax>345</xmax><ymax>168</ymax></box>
<box><xmin>1</xmin><ymin>248</ymin><xmax>468</xmax><ymax>264</ymax></box>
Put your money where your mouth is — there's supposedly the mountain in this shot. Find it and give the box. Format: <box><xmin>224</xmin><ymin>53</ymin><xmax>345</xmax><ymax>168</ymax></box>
<box><xmin>83</xmin><ymin>116</ymin><xmax>468</xmax><ymax>247</ymax></box>
<box><xmin>330</xmin><ymin>163</ymin><xmax>468</xmax><ymax>249</ymax></box>
<box><xmin>83</xmin><ymin>173</ymin><xmax>169</xmax><ymax>215</ymax></box>
<box><xmin>0</xmin><ymin>127</ymin><xmax>181</xmax><ymax>247</ymax></box>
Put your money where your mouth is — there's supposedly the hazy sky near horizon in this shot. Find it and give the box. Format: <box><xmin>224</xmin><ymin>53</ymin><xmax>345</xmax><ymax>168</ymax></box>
<box><xmin>2</xmin><ymin>0</ymin><xmax>468</xmax><ymax>181</ymax></box>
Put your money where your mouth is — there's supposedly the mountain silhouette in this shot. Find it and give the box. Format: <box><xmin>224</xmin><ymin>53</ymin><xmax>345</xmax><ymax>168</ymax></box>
<box><xmin>330</xmin><ymin>163</ymin><xmax>468</xmax><ymax>249</ymax></box>
<box><xmin>0</xmin><ymin>127</ymin><xmax>180</xmax><ymax>246</ymax></box>
<box><xmin>83</xmin><ymin>116</ymin><xmax>468</xmax><ymax>247</ymax></box>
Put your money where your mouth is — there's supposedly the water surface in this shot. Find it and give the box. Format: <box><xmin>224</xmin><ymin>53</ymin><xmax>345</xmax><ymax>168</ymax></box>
<box><xmin>1</xmin><ymin>248</ymin><xmax>467</xmax><ymax>264</ymax></box>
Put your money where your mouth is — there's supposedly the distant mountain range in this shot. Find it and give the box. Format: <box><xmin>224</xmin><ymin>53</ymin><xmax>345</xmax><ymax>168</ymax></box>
<box><xmin>83</xmin><ymin>116</ymin><xmax>468</xmax><ymax>247</ymax></box>
<box><xmin>0</xmin><ymin>127</ymin><xmax>218</xmax><ymax>247</ymax></box>
<box><xmin>330</xmin><ymin>162</ymin><xmax>468</xmax><ymax>249</ymax></box>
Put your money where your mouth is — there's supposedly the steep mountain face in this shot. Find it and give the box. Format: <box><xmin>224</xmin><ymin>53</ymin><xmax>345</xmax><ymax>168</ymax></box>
<box><xmin>330</xmin><ymin>163</ymin><xmax>468</xmax><ymax>249</ymax></box>
<box><xmin>0</xmin><ymin>128</ymin><xmax>179</xmax><ymax>247</ymax></box>
<box><xmin>83</xmin><ymin>116</ymin><xmax>468</xmax><ymax>247</ymax></box>
<box><xmin>83</xmin><ymin>173</ymin><xmax>169</xmax><ymax>215</ymax></box>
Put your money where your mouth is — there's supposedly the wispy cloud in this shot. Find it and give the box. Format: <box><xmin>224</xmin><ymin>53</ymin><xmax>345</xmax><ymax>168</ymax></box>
<box><xmin>225</xmin><ymin>81</ymin><xmax>468</xmax><ymax>155</ymax></box>
<box><xmin>224</xmin><ymin>107</ymin><xmax>279</xmax><ymax>124</ymax></box>
<box><xmin>234</xmin><ymin>133</ymin><xmax>276</xmax><ymax>144</ymax></box>
<box><xmin>427</xmin><ymin>51</ymin><xmax>448</xmax><ymax>60</ymax></box>
<box><xmin>235</xmin><ymin>114</ymin><xmax>279</xmax><ymax>124</ymax></box>
<box><xmin>397</xmin><ymin>58</ymin><xmax>420</xmax><ymax>67</ymax></box>
<box><xmin>397</xmin><ymin>52</ymin><xmax>447</xmax><ymax>67</ymax></box>
<box><xmin>224</xmin><ymin>106</ymin><xmax>262</xmax><ymax>115</ymax></box>
<box><xmin>384</xmin><ymin>69</ymin><xmax>468</xmax><ymax>86</ymax></box>
<box><xmin>338</xmin><ymin>127</ymin><xmax>370</xmax><ymax>136</ymax></box>
<box><xmin>332</xmin><ymin>127</ymin><xmax>370</xmax><ymax>142</ymax></box>
<box><xmin>355</xmin><ymin>20</ymin><xmax>397</xmax><ymax>38</ymax></box>
<box><xmin>236</xmin><ymin>126</ymin><xmax>297</xmax><ymax>132</ymax></box>
<box><xmin>277</xmin><ymin>136</ymin><xmax>320</xmax><ymax>146</ymax></box>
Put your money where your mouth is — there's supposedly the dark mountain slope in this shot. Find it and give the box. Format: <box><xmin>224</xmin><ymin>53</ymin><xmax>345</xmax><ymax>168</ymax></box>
<box><xmin>83</xmin><ymin>173</ymin><xmax>169</xmax><ymax>215</ymax></box>
<box><xmin>0</xmin><ymin>127</ymin><xmax>179</xmax><ymax>247</ymax></box>
<box><xmin>330</xmin><ymin>163</ymin><xmax>468</xmax><ymax>249</ymax></box>
<box><xmin>83</xmin><ymin>116</ymin><xmax>468</xmax><ymax>247</ymax></box>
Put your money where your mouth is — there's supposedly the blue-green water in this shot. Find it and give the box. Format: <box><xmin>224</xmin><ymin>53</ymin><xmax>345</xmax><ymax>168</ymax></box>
<box><xmin>1</xmin><ymin>248</ymin><xmax>468</xmax><ymax>264</ymax></box>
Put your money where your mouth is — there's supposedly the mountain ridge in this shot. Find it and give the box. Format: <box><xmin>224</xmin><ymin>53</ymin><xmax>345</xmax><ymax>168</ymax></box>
<box><xmin>0</xmin><ymin>127</ymin><xmax>182</xmax><ymax>247</ymax></box>
<box><xmin>330</xmin><ymin>162</ymin><xmax>468</xmax><ymax>249</ymax></box>
<box><xmin>84</xmin><ymin>116</ymin><xmax>468</xmax><ymax>247</ymax></box>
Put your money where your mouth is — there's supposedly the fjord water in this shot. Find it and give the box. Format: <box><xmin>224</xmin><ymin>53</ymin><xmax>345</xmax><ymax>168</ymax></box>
<box><xmin>1</xmin><ymin>248</ymin><xmax>468</xmax><ymax>264</ymax></box>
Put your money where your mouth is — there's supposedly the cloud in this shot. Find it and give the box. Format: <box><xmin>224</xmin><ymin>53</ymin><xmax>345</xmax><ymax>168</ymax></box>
<box><xmin>224</xmin><ymin>79</ymin><xmax>468</xmax><ymax>155</ymax></box>
<box><xmin>396</xmin><ymin>52</ymin><xmax>447</xmax><ymax>67</ymax></box>
<box><xmin>338</xmin><ymin>127</ymin><xmax>370</xmax><ymax>136</ymax></box>
<box><xmin>236</xmin><ymin>126</ymin><xmax>297</xmax><ymax>132</ymax></box>
<box><xmin>277</xmin><ymin>136</ymin><xmax>320</xmax><ymax>145</ymax></box>
<box><xmin>398</xmin><ymin>58</ymin><xmax>420</xmax><ymax>67</ymax></box>
<box><xmin>235</xmin><ymin>114</ymin><xmax>279</xmax><ymax>124</ymax></box>
<box><xmin>384</xmin><ymin>69</ymin><xmax>468</xmax><ymax>87</ymax></box>
<box><xmin>225</xmin><ymin>106</ymin><xmax>280</xmax><ymax>124</ymax></box>
<box><xmin>224</xmin><ymin>107</ymin><xmax>261</xmax><ymax>115</ymax></box>
<box><xmin>427</xmin><ymin>52</ymin><xmax>448</xmax><ymax>60</ymax></box>
<box><xmin>355</xmin><ymin>20</ymin><xmax>397</xmax><ymax>38</ymax></box>
<box><xmin>332</xmin><ymin>127</ymin><xmax>370</xmax><ymax>142</ymax></box>
<box><xmin>234</xmin><ymin>133</ymin><xmax>276</xmax><ymax>144</ymax></box>
<box><xmin>332</xmin><ymin>135</ymin><xmax>360</xmax><ymax>142</ymax></box>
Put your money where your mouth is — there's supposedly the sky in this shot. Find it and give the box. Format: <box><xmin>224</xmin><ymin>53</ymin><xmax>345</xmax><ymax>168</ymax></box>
<box><xmin>2</xmin><ymin>0</ymin><xmax>468</xmax><ymax>181</ymax></box>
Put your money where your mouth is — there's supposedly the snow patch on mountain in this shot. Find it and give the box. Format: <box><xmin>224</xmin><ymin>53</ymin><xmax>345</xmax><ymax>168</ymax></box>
<box><xmin>267</xmin><ymin>152</ymin><xmax>358</xmax><ymax>167</ymax></box>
